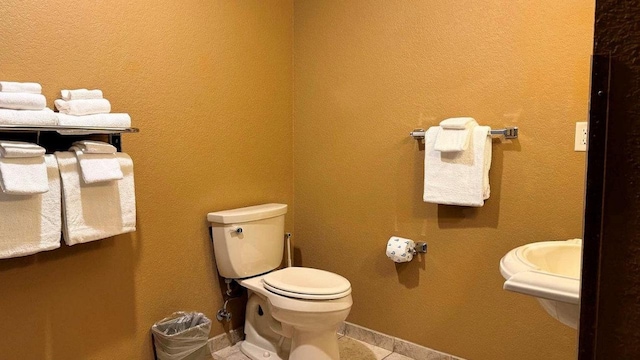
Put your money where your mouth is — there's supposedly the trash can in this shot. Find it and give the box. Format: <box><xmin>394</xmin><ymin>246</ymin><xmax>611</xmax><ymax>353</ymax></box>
<box><xmin>152</xmin><ymin>312</ymin><xmax>212</xmax><ymax>360</ymax></box>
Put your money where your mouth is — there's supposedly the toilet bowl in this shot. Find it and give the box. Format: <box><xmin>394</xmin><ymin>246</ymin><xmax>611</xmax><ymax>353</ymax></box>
<box><xmin>208</xmin><ymin>203</ymin><xmax>353</xmax><ymax>360</ymax></box>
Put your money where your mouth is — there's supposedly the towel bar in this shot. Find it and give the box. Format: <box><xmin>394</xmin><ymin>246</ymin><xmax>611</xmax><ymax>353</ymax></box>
<box><xmin>0</xmin><ymin>125</ymin><xmax>139</xmax><ymax>152</ymax></box>
<box><xmin>409</xmin><ymin>126</ymin><xmax>518</xmax><ymax>141</ymax></box>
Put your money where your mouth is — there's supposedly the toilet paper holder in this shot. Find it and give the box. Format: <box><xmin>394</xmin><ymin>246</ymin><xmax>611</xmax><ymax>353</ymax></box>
<box><xmin>413</xmin><ymin>242</ymin><xmax>428</xmax><ymax>255</ymax></box>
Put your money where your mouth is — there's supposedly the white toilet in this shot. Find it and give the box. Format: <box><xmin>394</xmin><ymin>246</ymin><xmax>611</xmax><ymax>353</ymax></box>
<box><xmin>208</xmin><ymin>203</ymin><xmax>353</xmax><ymax>360</ymax></box>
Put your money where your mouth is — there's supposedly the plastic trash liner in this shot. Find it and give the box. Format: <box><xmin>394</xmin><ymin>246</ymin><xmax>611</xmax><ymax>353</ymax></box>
<box><xmin>152</xmin><ymin>312</ymin><xmax>212</xmax><ymax>360</ymax></box>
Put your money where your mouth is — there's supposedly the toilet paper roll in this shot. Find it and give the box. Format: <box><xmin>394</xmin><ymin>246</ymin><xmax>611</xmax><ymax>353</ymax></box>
<box><xmin>386</xmin><ymin>236</ymin><xmax>415</xmax><ymax>263</ymax></box>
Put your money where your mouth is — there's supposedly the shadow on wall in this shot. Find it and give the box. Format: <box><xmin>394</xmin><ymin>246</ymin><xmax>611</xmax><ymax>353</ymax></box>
<box><xmin>0</xmin><ymin>231</ymin><xmax>139</xmax><ymax>359</ymax></box>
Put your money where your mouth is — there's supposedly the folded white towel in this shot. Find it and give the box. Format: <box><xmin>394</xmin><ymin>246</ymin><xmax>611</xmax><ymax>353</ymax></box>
<box><xmin>0</xmin><ymin>108</ymin><xmax>58</xmax><ymax>126</ymax></box>
<box><xmin>0</xmin><ymin>155</ymin><xmax>61</xmax><ymax>259</ymax></box>
<box><xmin>434</xmin><ymin>120</ymin><xmax>478</xmax><ymax>152</ymax></box>
<box><xmin>0</xmin><ymin>141</ymin><xmax>46</xmax><ymax>158</ymax></box>
<box><xmin>0</xmin><ymin>156</ymin><xmax>49</xmax><ymax>195</ymax></box>
<box><xmin>439</xmin><ymin>117</ymin><xmax>476</xmax><ymax>130</ymax></box>
<box><xmin>61</xmin><ymin>89</ymin><xmax>103</xmax><ymax>101</ymax></box>
<box><xmin>0</xmin><ymin>81</ymin><xmax>42</xmax><ymax>94</ymax></box>
<box><xmin>54</xmin><ymin>98</ymin><xmax>111</xmax><ymax>116</ymax></box>
<box><xmin>55</xmin><ymin>113</ymin><xmax>131</xmax><ymax>128</ymax></box>
<box><xmin>55</xmin><ymin>151</ymin><xmax>136</xmax><ymax>245</ymax></box>
<box><xmin>72</xmin><ymin>140</ymin><xmax>117</xmax><ymax>154</ymax></box>
<box><xmin>423</xmin><ymin>126</ymin><xmax>492</xmax><ymax>207</ymax></box>
<box><xmin>70</xmin><ymin>146</ymin><xmax>123</xmax><ymax>184</ymax></box>
<box><xmin>0</xmin><ymin>92</ymin><xmax>46</xmax><ymax>110</ymax></box>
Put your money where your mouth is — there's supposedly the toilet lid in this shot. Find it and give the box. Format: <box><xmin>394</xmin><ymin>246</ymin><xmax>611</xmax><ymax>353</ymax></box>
<box><xmin>262</xmin><ymin>267</ymin><xmax>351</xmax><ymax>300</ymax></box>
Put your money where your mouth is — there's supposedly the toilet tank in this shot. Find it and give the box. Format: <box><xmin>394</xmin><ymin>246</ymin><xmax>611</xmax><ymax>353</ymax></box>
<box><xmin>207</xmin><ymin>203</ymin><xmax>287</xmax><ymax>279</ymax></box>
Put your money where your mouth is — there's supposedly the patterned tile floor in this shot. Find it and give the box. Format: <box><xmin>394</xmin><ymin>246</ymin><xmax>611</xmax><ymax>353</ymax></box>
<box><xmin>212</xmin><ymin>335</ymin><xmax>415</xmax><ymax>360</ymax></box>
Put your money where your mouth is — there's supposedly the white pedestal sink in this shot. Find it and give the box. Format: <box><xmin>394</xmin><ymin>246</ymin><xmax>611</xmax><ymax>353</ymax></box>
<box><xmin>499</xmin><ymin>239</ymin><xmax>582</xmax><ymax>329</ymax></box>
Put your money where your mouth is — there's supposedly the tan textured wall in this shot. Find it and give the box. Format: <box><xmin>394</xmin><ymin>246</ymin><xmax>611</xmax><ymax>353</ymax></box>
<box><xmin>0</xmin><ymin>1</ymin><xmax>293</xmax><ymax>359</ymax></box>
<box><xmin>293</xmin><ymin>1</ymin><xmax>593</xmax><ymax>360</ymax></box>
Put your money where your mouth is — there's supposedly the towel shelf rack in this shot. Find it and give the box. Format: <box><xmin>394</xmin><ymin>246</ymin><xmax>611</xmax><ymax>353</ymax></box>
<box><xmin>0</xmin><ymin>125</ymin><xmax>139</xmax><ymax>152</ymax></box>
<box><xmin>410</xmin><ymin>126</ymin><xmax>518</xmax><ymax>141</ymax></box>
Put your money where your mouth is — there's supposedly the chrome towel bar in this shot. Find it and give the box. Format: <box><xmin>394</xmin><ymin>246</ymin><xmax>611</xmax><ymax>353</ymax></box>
<box><xmin>410</xmin><ymin>126</ymin><xmax>518</xmax><ymax>140</ymax></box>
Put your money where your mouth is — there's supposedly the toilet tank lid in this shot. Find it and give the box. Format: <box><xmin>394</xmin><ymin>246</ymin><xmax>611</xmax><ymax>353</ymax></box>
<box><xmin>207</xmin><ymin>203</ymin><xmax>287</xmax><ymax>224</ymax></box>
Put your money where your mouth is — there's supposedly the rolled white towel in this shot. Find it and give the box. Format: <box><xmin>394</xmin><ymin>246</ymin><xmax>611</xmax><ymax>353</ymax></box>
<box><xmin>61</xmin><ymin>89</ymin><xmax>103</xmax><ymax>101</ymax></box>
<box><xmin>0</xmin><ymin>141</ymin><xmax>46</xmax><ymax>158</ymax></box>
<box><xmin>56</xmin><ymin>113</ymin><xmax>131</xmax><ymax>128</ymax></box>
<box><xmin>0</xmin><ymin>108</ymin><xmax>58</xmax><ymax>126</ymax></box>
<box><xmin>72</xmin><ymin>140</ymin><xmax>117</xmax><ymax>154</ymax></box>
<box><xmin>54</xmin><ymin>98</ymin><xmax>111</xmax><ymax>116</ymax></box>
<box><xmin>0</xmin><ymin>93</ymin><xmax>46</xmax><ymax>110</ymax></box>
<box><xmin>0</xmin><ymin>81</ymin><xmax>42</xmax><ymax>94</ymax></box>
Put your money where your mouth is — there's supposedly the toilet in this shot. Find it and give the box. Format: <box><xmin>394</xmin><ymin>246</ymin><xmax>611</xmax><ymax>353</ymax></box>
<box><xmin>208</xmin><ymin>203</ymin><xmax>353</xmax><ymax>360</ymax></box>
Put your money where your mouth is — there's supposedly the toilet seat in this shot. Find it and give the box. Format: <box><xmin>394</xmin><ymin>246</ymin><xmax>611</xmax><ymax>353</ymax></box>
<box><xmin>262</xmin><ymin>267</ymin><xmax>351</xmax><ymax>300</ymax></box>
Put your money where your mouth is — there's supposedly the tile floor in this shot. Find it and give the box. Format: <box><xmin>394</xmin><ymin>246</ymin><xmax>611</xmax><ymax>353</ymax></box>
<box><xmin>212</xmin><ymin>335</ymin><xmax>414</xmax><ymax>360</ymax></box>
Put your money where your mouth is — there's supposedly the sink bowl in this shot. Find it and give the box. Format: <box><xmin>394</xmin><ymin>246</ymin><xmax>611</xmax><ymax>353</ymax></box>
<box><xmin>499</xmin><ymin>239</ymin><xmax>582</xmax><ymax>329</ymax></box>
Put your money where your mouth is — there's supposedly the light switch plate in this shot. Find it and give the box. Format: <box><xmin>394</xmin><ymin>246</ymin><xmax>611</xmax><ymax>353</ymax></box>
<box><xmin>574</xmin><ymin>122</ymin><xmax>588</xmax><ymax>151</ymax></box>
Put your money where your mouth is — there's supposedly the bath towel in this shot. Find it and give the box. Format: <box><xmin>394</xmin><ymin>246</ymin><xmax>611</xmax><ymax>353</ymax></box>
<box><xmin>0</xmin><ymin>108</ymin><xmax>58</xmax><ymax>126</ymax></box>
<box><xmin>70</xmin><ymin>146</ymin><xmax>123</xmax><ymax>184</ymax></box>
<box><xmin>0</xmin><ymin>81</ymin><xmax>42</xmax><ymax>94</ymax></box>
<box><xmin>54</xmin><ymin>98</ymin><xmax>111</xmax><ymax>116</ymax></box>
<box><xmin>0</xmin><ymin>141</ymin><xmax>46</xmax><ymax>158</ymax></box>
<box><xmin>423</xmin><ymin>126</ymin><xmax>492</xmax><ymax>207</ymax></box>
<box><xmin>0</xmin><ymin>92</ymin><xmax>46</xmax><ymax>110</ymax></box>
<box><xmin>55</xmin><ymin>113</ymin><xmax>131</xmax><ymax>128</ymax></box>
<box><xmin>61</xmin><ymin>89</ymin><xmax>103</xmax><ymax>101</ymax></box>
<box><xmin>0</xmin><ymin>155</ymin><xmax>61</xmax><ymax>258</ymax></box>
<box><xmin>0</xmin><ymin>155</ymin><xmax>49</xmax><ymax>195</ymax></box>
<box><xmin>55</xmin><ymin>151</ymin><xmax>136</xmax><ymax>245</ymax></box>
<box><xmin>72</xmin><ymin>140</ymin><xmax>117</xmax><ymax>154</ymax></box>
<box><xmin>433</xmin><ymin>118</ymin><xmax>478</xmax><ymax>152</ymax></box>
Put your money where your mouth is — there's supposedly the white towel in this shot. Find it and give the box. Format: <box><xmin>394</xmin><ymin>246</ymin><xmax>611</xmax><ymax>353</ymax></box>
<box><xmin>61</xmin><ymin>89</ymin><xmax>103</xmax><ymax>101</ymax></box>
<box><xmin>434</xmin><ymin>119</ymin><xmax>478</xmax><ymax>152</ymax></box>
<box><xmin>0</xmin><ymin>156</ymin><xmax>49</xmax><ymax>195</ymax></box>
<box><xmin>0</xmin><ymin>141</ymin><xmax>46</xmax><ymax>158</ymax></box>
<box><xmin>55</xmin><ymin>151</ymin><xmax>136</xmax><ymax>245</ymax></box>
<box><xmin>56</xmin><ymin>113</ymin><xmax>131</xmax><ymax>128</ymax></box>
<box><xmin>54</xmin><ymin>98</ymin><xmax>111</xmax><ymax>116</ymax></box>
<box><xmin>423</xmin><ymin>126</ymin><xmax>492</xmax><ymax>207</ymax></box>
<box><xmin>0</xmin><ymin>108</ymin><xmax>58</xmax><ymax>126</ymax></box>
<box><xmin>0</xmin><ymin>81</ymin><xmax>42</xmax><ymax>94</ymax></box>
<box><xmin>440</xmin><ymin>117</ymin><xmax>476</xmax><ymax>129</ymax></box>
<box><xmin>72</xmin><ymin>140</ymin><xmax>117</xmax><ymax>154</ymax></box>
<box><xmin>70</xmin><ymin>146</ymin><xmax>123</xmax><ymax>184</ymax></box>
<box><xmin>0</xmin><ymin>155</ymin><xmax>61</xmax><ymax>259</ymax></box>
<box><xmin>0</xmin><ymin>92</ymin><xmax>46</xmax><ymax>110</ymax></box>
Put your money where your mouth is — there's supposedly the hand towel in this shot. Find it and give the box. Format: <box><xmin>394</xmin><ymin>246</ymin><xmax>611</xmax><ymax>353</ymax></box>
<box><xmin>423</xmin><ymin>126</ymin><xmax>492</xmax><ymax>207</ymax></box>
<box><xmin>54</xmin><ymin>98</ymin><xmax>111</xmax><ymax>116</ymax></box>
<box><xmin>55</xmin><ymin>113</ymin><xmax>131</xmax><ymax>128</ymax></box>
<box><xmin>0</xmin><ymin>141</ymin><xmax>46</xmax><ymax>158</ymax></box>
<box><xmin>434</xmin><ymin>119</ymin><xmax>478</xmax><ymax>152</ymax></box>
<box><xmin>0</xmin><ymin>108</ymin><xmax>58</xmax><ymax>126</ymax></box>
<box><xmin>0</xmin><ymin>92</ymin><xmax>46</xmax><ymax>110</ymax></box>
<box><xmin>70</xmin><ymin>146</ymin><xmax>123</xmax><ymax>184</ymax></box>
<box><xmin>61</xmin><ymin>89</ymin><xmax>103</xmax><ymax>101</ymax></box>
<box><xmin>0</xmin><ymin>81</ymin><xmax>42</xmax><ymax>94</ymax></box>
<box><xmin>55</xmin><ymin>151</ymin><xmax>136</xmax><ymax>245</ymax></box>
<box><xmin>0</xmin><ymin>155</ymin><xmax>61</xmax><ymax>259</ymax></box>
<box><xmin>439</xmin><ymin>117</ymin><xmax>476</xmax><ymax>130</ymax></box>
<box><xmin>72</xmin><ymin>140</ymin><xmax>117</xmax><ymax>154</ymax></box>
<box><xmin>0</xmin><ymin>156</ymin><xmax>49</xmax><ymax>195</ymax></box>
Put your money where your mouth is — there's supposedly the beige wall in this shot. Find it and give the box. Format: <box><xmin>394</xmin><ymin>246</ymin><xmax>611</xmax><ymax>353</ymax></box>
<box><xmin>0</xmin><ymin>1</ymin><xmax>293</xmax><ymax>359</ymax></box>
<box><xmin>293</xmin><ymin>1</ymin><xmax>593</xmax><ymax>360</ymax></box>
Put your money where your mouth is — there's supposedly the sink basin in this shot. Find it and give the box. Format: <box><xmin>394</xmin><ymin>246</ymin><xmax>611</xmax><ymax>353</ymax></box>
<box><xmin>499</xmin><ymin>239</ymin><xmax>582</xmax><ymax>329</ymax></box>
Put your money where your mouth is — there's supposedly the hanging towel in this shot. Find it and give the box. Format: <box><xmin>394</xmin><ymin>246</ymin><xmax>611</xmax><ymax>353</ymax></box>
<box><xmin>55</xmin><ymin>113</ymin><xmax>131</xmax><ymax>128</ymax></box>
<box><xmin>0</xmin><ymin>155</ymin><xmax>61</xmax><ymax>259</ymax></box>
<box><xmin>0</xmin><ymin>108</ymin><xmax>58</xmax><ymax>126</ymax></box>
<box><xmin>55</xmin><ymin>151</ymin><xmax>136</xmax><ymax>245</ymax></box>
<box><xmin>70</xmin><ymin>145</ymin><xmax>123</xmax><ymax>184</ymax></box>
<box><xmin>434</xmin><ymin>118</ymin><xmax>478</xmax><ymax>152</ymax></box>
<box><xmin>54</xmin><ymin>98</ymin><xmax>111</xmax><ymax>116</ymax></box>
<box><xmin>0</xmin><ymin>141</ymin><xmax>46</xmax><ymax>158</ymax></box>
<box><xmin>61</xmin><ymin>89</ymin><xmax>103</xmax><ymax>101</ymax></box>
<box><xmin>0</xmin><ymin>81</ymin><xmax>42</xmax><ymax>94</ymax></box>
<box><xmin>423</xmin><ymin>126</ymin><xmax>492</xmax><ymax>207</ymax></box>
<box><xmin>72</xmin><ymin>140</ymin><xmax>117</xmax><ymax>154</ymax></box>
<box><xmin>0</xmin><ymin>142</ymin><xmax>49</xmax><ymax>195</ymax></box>
<box><xmin>0</xmin><ymin>92</ymin><xmax>46</xmax><ymax>110</ymax></box>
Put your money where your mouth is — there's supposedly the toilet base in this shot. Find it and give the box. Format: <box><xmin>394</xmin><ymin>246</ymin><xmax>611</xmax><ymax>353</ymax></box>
<box><xmin>240</xmin><ymin>340</ymin><xmax>288</xmax><ymax>360</ymax></box>
<box><xmin>289</xmin><ymin>328</ymin><xmax>340</xmax><ymax>360</ymax></box>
